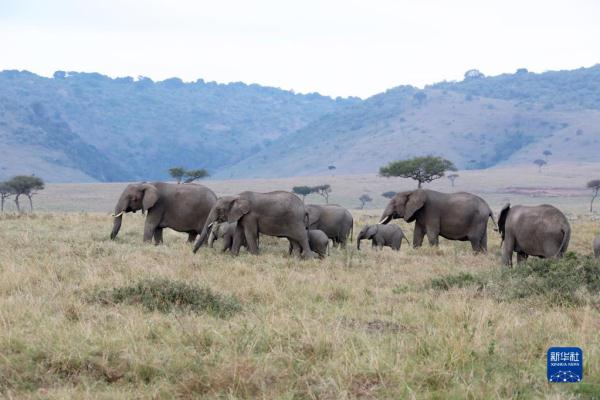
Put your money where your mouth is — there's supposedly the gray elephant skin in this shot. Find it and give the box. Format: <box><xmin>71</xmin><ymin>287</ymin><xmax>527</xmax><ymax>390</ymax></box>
<box><xmin>379</xmin><ymin>189</ymin><xmax>495</xmax><ymax>252</ymax></box>
<box><xmin>306</xmin><ymin>204</ymin><xmax>353</xmax><ymax>247</ymax></box>
<box><xmin>208</xmin><ymin>222</ymin><xmax>247</xmax><ymax>252</ymax></box>
<box><xmin>111</xmin><ymin>182</ymin><xmax>217</xmax><ymax>244</ymax></box>
<box><xmin>498</xmin><ymin>203</ymin><xmax>570</xmax><ymax>266</ymax></box>
<box><xmin>357</xmin><ymin>224</ymin><xmax>409</xmax><ymax>251</ymax></box>
<box><xmin>594</xmin><ymin>235</ymin><xmax>600</xmax><ymax>258</ymax></box>
<box><xmin>194</xmin><ymin>191</ymin><xmax>315</xmax><ymax>258</ymax></box>
<box><xmin>289</xmin><ymin>229</ymin><xmax>329</xmax><ymax>258</ymax></box>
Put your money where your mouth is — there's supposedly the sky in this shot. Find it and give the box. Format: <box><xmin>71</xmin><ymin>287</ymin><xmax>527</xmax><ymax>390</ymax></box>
<box><xmin>1</xmin><ymin>0</ymin><xmax>599</xmax><ymax>98</ymax></box>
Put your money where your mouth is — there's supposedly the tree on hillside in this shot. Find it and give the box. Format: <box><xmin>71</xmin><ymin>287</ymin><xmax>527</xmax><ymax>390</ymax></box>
<box><xmin>292</xmin><ymin>186</ymin><xmax>313</xmax><ymax>203</ymax></box>
<box><xmin>0</xmin><ymin>182</ymin><xmax>14</xmax><ymax>212</ymax></box>
<box><xmin>358</xmin><ymin>194</ymin><xmax>372</xmax><ymax>209</ymax></box>
<box><xmin>328</xmin><ymin>165</ymin><xmax>336</xmax><ymax>171</ymax></box>
<box><xmin>447</xmin><ymin>173</ymin><xmax>459</xmax><ymax>187</ymax></box>
<box><xmin>6</xmin><ymin>175</ymin><xmax>45</xmax><ymax>212</ymax></box>
<box><xmin>183</xmin><ymin>169</ymin><xmax>209</xmax><ymax>183</ymax></box>
<box><xmin>313</xmin><ymin>184</ymin><xmax>332</xmax><ymax>204</ymax></box>
<box><xmin>379</xmin><ymin>156</ymin><xmax>457</xmax><ymax>188</ymax></box>
<box><xmin>587</xmin><ymin>179</ymin><xmax>600</xmax><ymax>212</ymax></box>
<box><xmin>543</xmin><ymin>150</ymin><xmax>552</xmax><ymax>161</ymax></box>
<box><xmin>168</xmin><ymin>167</ymin><xmax>186</xmax><ymax>184</ymax></box>
<box><xmin>382</xmin><ymin>191</ymin><xmax>397</xmax><ymax>199</ymax></box>
<box><xmin>533</xmin><ymin>159</ymin><xmax>547</xmax><ymax>173</ymax></box>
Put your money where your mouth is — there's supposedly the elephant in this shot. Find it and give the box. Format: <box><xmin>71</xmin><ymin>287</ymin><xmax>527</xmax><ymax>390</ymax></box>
<box><xmin>289</xmin><ymin>229</ymin><xmax>329</xmax><ymax>258</ymax></box>
<box><xmin>356</xmin><ymin>224</ymin><xmax>409</xmax><ymax>251</ymax></box>
<box><xmin>208</xmin><ymin>222</ymin><xmax>247</xmax><ymax>253</ymax></box>
<box><xmin>193</xmin><ymin>191</ymin><xmax>315</xmax><ymax>258</ymax></box>
<box><xmin>498</xmin><ymin>203</ymin><xmax>571</xmax><ymax>266</ymax></box>
<box><xmin>306</xmin><ymin>204</ymin><xmax>353</xmax><ymax>248</ymax></box>
<box><xmin>594</xmin><ymin>235</ymin><xmax>600</xmax><ymax>258</ymax></box>
<box><xmin>379</xmin><ymin>189</ymin><xmax>496</xmax><ymax>253</ymax></box>
<box><xmin>110</xmin><ymin>182</ymin><xmax>217</xmax><ymax>244</ymax></box>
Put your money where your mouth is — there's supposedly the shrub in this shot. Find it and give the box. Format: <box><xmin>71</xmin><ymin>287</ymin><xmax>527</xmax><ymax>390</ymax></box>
<box><xmin>92</xmin><ymin>279</ymin><xmax>241</xmax><ymax>317</ymax></box>
<box><xmin>430</xmin><ymin>272</ymin><xmax>478</xmax><ymax>290</ymax></box>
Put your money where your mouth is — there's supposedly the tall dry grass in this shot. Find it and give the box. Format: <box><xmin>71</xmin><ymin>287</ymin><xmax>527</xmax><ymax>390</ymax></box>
<box><xmin>0</xmin><ymin>211</ymin><xmax>599</xmax><ymax>399</ymax></box>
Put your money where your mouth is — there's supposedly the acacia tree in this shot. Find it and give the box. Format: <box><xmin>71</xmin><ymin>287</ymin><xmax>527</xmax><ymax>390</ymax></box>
<box><xmin>379</xmin><ymin>156</ymin><xmax>457</xmax><ymax>188</ymax></box>
<box><xmin>382</xmin><ymin>191</ymin><xmax>397</xmax><ymax>199</ymax></box>
<box><xmin>183</xmin><ymin>169</ymin><xmax>209</xmax><ymax>183</ymax></box>
<box><xmin>6</xmin><ymin>175</ymin><xmax>45</xmax><ymax>212</ymax></box>
<box><xmin>447</xmin><ymin>173</ymin><xmax>459</xmax><ymax>187</ymax></box>
<box><xmin>533</xmin><ymin>159</ymin><xmax>547</xmax><ymax>173</ymax></box>
<box><xmin>543</xmin><ymin>150</ymin><xmax>552</xmax><ymax>161</ymax></box>
<box><xmin>313</xmin><ymin>184</ymin><xmax>332</xmax><ymax>204</ymax></box>
<box><xmin>588</xmin><ymin>179</ymin><xmax>600</xmax><ymax>212</ymax></box>
<box><xmin>358</xmin><ymin>194</ymin><xmax>372</xmax><ymax>209</ymax></box>
<box><xmin>292</xmin><ymin>186</ymin><xmax>313</xmax><ymax>203</ymax></box>
<box><xmin>0</xmin><ymin>182</ymin><xmax>14</xmax><ymax>212</ymax></box>
<box><xmin>168</xmin><ymin>167</ymin><xmax>186</xmax><ymax>184</ymax></box>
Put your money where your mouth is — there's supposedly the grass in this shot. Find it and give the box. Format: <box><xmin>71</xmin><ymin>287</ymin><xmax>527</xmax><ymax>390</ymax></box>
<box><xmin>1</xmin><ymin>210</ymin><xmax>600</xmax><ymax>398</ymax></box>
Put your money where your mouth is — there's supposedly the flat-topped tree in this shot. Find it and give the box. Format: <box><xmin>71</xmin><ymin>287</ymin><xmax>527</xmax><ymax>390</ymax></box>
<box><xmin>183</xmin><ymin>169</ymin><xmax>209</xmax><ymax>183</ymax></box>
<box><xmin>358</xmin><ymin>194</ymin><xmax>372</xmax><ymax>209</ymax></box>
<box><xmin>588</xmin><ymin>179</ymin><xmax>600</xmax><ymax>212</ymax></box>
<box><xmin>382</xmin><ymin>191</ymin><xmax>397</xmax><ymax>199</ymax></box>
<box><xmin>0</xmin><ymin>182</ymin><xmax>14</xmax><ymax>212</ymax></box>
<box><xmin>168</xmin><ymin>167</ymin><xmax>186</xmax><ymax>184</ymax></box>
<box><xmin>292</xmin><ymin>186</ymin><xmax>313</xmax><ymax>203</ymax></box>
<box><xmin>313</xmin><ymin>184</ymin><xmax>332</xmax><ymax>204</ymax></box>
<box><xmin>447</xmin><ymin>173</ymin><xmax>459</xmax><ymax>187</ymax></box>
<box><xmin>533</xmin><ymin>159</ymin><xmax>547</xmax><ymax>173</ymax></box>
<box><xmin>379</xmin><ymin>156</ymin><xmax>457</xmax><ymax>188</ymax></box>
<box><xmin>6</xmin><ymin>175</ymin><xmax>44</xmax><ymax>212</ymax></box>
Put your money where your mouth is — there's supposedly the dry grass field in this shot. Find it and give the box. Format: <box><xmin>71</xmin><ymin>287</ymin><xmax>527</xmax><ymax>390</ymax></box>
<box><xmin>1</xmin><ymin>165</ymin><xmax>600</xmax><ymax>398</ymax></box>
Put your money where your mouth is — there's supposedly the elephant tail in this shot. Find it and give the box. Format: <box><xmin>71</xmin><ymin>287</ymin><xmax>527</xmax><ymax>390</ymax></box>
<box><xmin>350</xmin><ymin>219</ymin><xmax>354</xmax><ymax>241</ymax></box>
<box><xmin>403</xmin><ymin>235</ymin><xmax>410</xmax><ymax>245</ymax></box>
<box><xmin>554</xmin><ymin>226</ymin><xmax>571</xmax><ymax>258</ymax></box>
<box><xmin>488</xmin><ymin>211</ymin><xmax>499</xmax><ymax>232</ymax></box>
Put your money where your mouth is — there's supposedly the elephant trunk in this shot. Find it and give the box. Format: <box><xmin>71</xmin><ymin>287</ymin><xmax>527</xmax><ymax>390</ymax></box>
<box><xmin>110</xmin><ymin>196</ymin><xmax>128</xmax><ymax>240</ymax></box>
<box><xmin>356</xmin><ymin>233</ymin><xmax>365</xmax><ymax>250</ymax></box>
<box><xmin>193</xmin><ymin>207</ymin><xmax>217</xmax><ymax>253</ymax></box>
<box><xmin>379</xmin><ymin>204</ymin><xmax>393</xmax><ymax>224</ymax></box>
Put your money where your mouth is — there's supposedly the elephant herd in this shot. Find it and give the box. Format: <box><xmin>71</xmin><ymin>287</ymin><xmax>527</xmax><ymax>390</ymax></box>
<box><xmin>110</xmin><ymin>182</ymin><xmax>598</xmax><ymax>265</ymax></box>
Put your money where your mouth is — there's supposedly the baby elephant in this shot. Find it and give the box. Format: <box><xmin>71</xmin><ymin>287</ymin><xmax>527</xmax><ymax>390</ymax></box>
<box><xmin>289</xmin><ymin>229</ymin><xmax>329</xmax><ymax>258</ymax></box>
<box><xmin>357</xmin><ymin>224</ymin><xmax>408</xmax><ymax>251</ymax></box>
<box><xmin>594</xmin><ymin>235</ymin><xmax>600</xmax><ymax>258</ymax></box>
<box><xmin>208</xmin><ymin>222</ymin><xmax>247</xmax><ymax>253</ymax></box>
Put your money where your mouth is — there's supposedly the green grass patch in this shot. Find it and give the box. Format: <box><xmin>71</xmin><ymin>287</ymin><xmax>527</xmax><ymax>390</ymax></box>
<box><xmin>430</xmin><ymin>272</ymin><xmax>478</xmax><ymax>290</ymax></box>
<box><xmin>92</xmin><ymin>278</ymin><xmax>241</xmax><ymax>317</ymax></box>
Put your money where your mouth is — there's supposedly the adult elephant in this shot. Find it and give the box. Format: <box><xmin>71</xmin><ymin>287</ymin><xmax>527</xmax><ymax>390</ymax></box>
<box><xmin>110</xmin><ymin>182</ymin><xmax>217</xmax><ymax>244</ymax></box>
<box><xmin>379</xmin><ymin>189</ymin><xmax>495</xmax><ymax>252</ymax></box>
<box><xmin>498</xmin><ymin>203</ymin><xmax>570</xmax><ymax>266</ymax></box>
<box><xmin>193</xmin><ymin>191</ymin><xmax>315</xmax><ymax>258</ymax></box>
<box><xmin>306</xmin><ymin>204</ymin><xmax>353</xmax><ymax>247</ymax></box>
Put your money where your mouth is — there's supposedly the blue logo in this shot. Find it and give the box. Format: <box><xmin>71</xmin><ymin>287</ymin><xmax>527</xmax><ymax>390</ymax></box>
<box><xmin>547</xmin><ymin>347</ymin><xmax>583</xmax><ymax>383</ymax></box>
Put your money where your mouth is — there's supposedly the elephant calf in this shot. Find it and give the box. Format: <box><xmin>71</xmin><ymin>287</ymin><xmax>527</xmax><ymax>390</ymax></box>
<box><xmin>208</xmin><ymin>222</ymin><xmax>247</xmax><ymax>253</ymax></box>
<box><xmin>594</xmin><ymin>235</ymin><xmax>600</xmax><ymax>258</ymax></box>
<box><xmin>499</xmin><ymin>203</ymin><xmax>571</xmax><ymax>266</ymax></box>
<box><xmin>357</xmin><ymin>224</ymin><xmax>409</xmax><ymax>251</ymax></box>
<box><xmin>289</xmin><ymin>229</ymin><xmax>329</xmax><ymax>258</ymax></box>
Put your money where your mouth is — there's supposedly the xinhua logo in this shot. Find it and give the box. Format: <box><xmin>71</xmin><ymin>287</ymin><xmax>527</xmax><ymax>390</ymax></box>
<box><xmin>547</xmin><ymin>347</ymin><xmax>583</xmax><ymax>383</ymax></box>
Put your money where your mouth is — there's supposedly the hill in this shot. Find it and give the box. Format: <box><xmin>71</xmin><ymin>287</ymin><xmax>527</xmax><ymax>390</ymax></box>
<box><xmin>0</xmin><ymin>70</ymin><xmax>357</xmax><ymax>181</ymax></box>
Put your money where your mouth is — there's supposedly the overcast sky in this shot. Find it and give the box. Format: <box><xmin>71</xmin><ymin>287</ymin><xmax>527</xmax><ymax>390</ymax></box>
<box><xmin>1</xmin><ymin>0</ymin><xmax>599</xmax><ymax>98</ymax></box>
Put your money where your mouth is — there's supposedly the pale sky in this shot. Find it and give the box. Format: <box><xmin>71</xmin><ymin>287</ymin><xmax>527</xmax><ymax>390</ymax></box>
<box><xmin>1</xmin><ymin>0</ymin><xmax>599</xmax><ymax>98</ymax></box>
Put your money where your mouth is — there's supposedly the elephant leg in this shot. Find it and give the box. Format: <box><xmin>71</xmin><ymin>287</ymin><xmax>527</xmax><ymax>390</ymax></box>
<box><xmin>413</xmin><ymin>224</ymin><xmax>425</xmax><ymax>248</ymax></box>
<box><xmin>426</xmin><ymin>228</ymin><xmax>440</xmax><ymax>247</ymax></box>
<box><xmin>143</xmin><ymin>215</ymin><xmax>160</xmax><ymax>243</ymax></box>
<box><xmin>222</xmin><ymin>234</ymin><xmax>232</xmax><ymax>253</ymax></box>
<box><xmin>188</xmin><ymin>232</ymin><xmax>198</xmax><ymax>243</ymax></box>
<box><xmin>339</xmin><ymin>236</ymin><xmax>347</xmax><ymax>249</ymax></box>
<box><xmin>153</xmin><ymin>227</ymin><xmax>164</xmax><ymax>245</ymax></box>
<box><xmin>289</xmin><ymin>239</ymin><xmax>301</xmax><ymax>257</ymax></box>
<box><xmin>289</xmin><ymin>228</ymin><xmax>315</xmax><ymax>259</ymax></box>
<box><xmin>392</xmin><ymin>236</ymin><xmax>401</xmax><ymax>251</ymax></box>
<box><xmin>371</xmin><ymin>239</ymin><xmax>376</xmax><ymax>249</ymax></box>
<box><xmin>230</xmin><ymin>224</ymin><xmax>244</xmax><ymax>256</ymax></box>
<box><xmin>501</xmin><ymin>236</ymin><xmax>515</xmax><ymax>267</ymax></box>
<box><xmin>517</xmin><ymin>252</ymin><xmax>528</xmax><ymax>264</ymax></box>
<box><xmin>242</xmin><ymin>221</ymin><xmax>260</xmax><ymax>255</ymax></box>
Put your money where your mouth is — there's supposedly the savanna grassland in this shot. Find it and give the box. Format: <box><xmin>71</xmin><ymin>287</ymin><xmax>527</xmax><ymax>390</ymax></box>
<box><xmin>1</xmin><ymin>206</ymin><xmax>600</xmax><ymax>398</ymax></box>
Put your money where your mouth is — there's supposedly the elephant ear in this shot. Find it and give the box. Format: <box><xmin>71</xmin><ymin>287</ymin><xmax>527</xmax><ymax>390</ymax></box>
<box><xmin>404</xmin><ymin>190</ymin><xmax>426</xmax><ymax>222</ymax></box>
<box><xmin>228</xmin><ymin>197</ymin><xmax>250</xmax><ymax>223</ymax></box>
<box><xmin>141</xmin><ymin>184</ymin><xmax>159</xmax><ymax>211</ymax></box>
<box><xmin>306</xmin><ymin>206</ymin><xmax>319</xmax><ymax>228</ymax></box>
<box><xmin>498</xmin><ymin>203</ymin><xmax>511</xmax><ymax>240</ymax></box>
<box><xmin>366</xmin><ymin>225</ymin><xmax>378</xmax><ymax>238</ymax></box>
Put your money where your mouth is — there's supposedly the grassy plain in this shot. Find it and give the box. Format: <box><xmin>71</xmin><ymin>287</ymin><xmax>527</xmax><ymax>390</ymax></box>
<box><xmin>1</xmin><ymin>165</ymin><xmax>600</xmax><ymax>398</ymax></box>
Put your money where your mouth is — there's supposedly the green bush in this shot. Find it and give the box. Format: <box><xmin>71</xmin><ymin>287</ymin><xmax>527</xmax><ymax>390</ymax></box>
<box><xmin>93</xmin><ymin>279</ymin><xmax>241</xmax><ymax>317</ymax></box>
<box><xmin>430</xmin><ymin>272</ymin><xmax>478</xmax><ymax>290</ymax></box>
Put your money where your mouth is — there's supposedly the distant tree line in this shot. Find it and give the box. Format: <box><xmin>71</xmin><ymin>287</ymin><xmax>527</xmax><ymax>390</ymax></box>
<box><xmin>0</xmin><ymin>175</ymin><xmax>45</xmax><ymax>212</ymax></box>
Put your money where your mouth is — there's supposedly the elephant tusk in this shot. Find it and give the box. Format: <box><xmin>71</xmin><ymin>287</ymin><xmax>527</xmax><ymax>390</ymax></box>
<box><xmin>112</xmin><ymin>211</ymin><xmax>124</xmax><ymax>218</ymax></box>
<box><xmin>207</xmin><ymin>222</ymin><xmax>214</xmax><ymax>230</ymax></box>
<box><xmin>378</xmin><ymin>216</ymin><xmax>391</xmax><ymax>224</ymax></box>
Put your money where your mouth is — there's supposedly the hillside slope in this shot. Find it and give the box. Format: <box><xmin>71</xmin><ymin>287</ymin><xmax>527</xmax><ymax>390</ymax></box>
<box><xmin>219</xmin><ymin>86</ymin><xmax>600</xmax><ymax>178</ymax></box>
<box><xmin>0</xmin><ymin>70</ymin><xmax>357</xmax><ymax>181</ymax></box>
